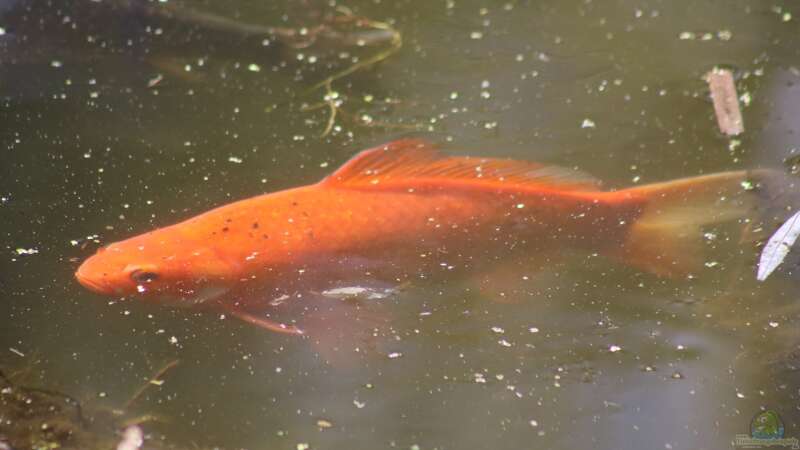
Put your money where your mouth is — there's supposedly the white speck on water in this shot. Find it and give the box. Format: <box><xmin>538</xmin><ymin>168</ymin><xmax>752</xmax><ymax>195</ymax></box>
<box><xmin>353</xmin><ymin>399</ymin><xmax>366</xmax><ymax>409</ymax></box>
<box><xmin>676</xmin><ymin>344</ymin><xmax>685</xmax><ymax>350</ymax></box>
<box><xmin>136</xmin><ymin>285</ymin><xmax>146</xmax><ymax>293</ymax></box>
<box><xmin>470</xmin><ymin>31</ymin><xmax>483</xmax><ymax>39</ymax></box>
<box><xmin>498</xmin><ymin>339</ymin><xmax>512</xmax><ymax>347</ymax></box>
<box><xmin>296</xmin><ymin>444</ymin><xmax>309</xmax><ymax>450</ymax></box>
<box><xmin>739</xmin><ymin>91</ymin><xmax>752</xmax><ymax>106</ymax></box>
<box><xmin>769</xmin><ymin>321</ymin><xmax>779</xmax><ymax>328</ymax></box>
<box><xmin>491</xmin><ymin>326</ymin><xmax>505</xmax><ymax>334</ymax></box>
<box><xmin>228</xmin><ymin>156</ymin><xmax>243</xmax><ymax>164</ymax></box>
<box><xmin>0</xmin><ymin>27</ymin><xmax>5</xmax><ymax>35</ymax></box>
<box><xmin>516</xmin><ymin>203</ymin><xmax>525</xmax><ymax>209</ymax></box>
<box><xmin>529</xmin><ymin>419</ymin><xmax>539</xmax><ymax>427</ymax></box>
<box><xmin>15</xmin><ymin>248</ymin><xmax>39</xmax><ymax>255</ymax></box>
<box><xmin>387</xmin><ymin>352</ymin><xmax>403</xmax><ymax>359</ymax></box>
<box><xmin>736</xmin><ymin>391</ymin><xmax>745</xmax><ymax>399</ymax></box>
<box><xmin>168</xmin><ymin>336</ymin><xmax>178</xmax><ymax>345</ymax></box>
<box><xmin>609</xmin><ymin>345</ymin><xmax>622</xmax><ymax>353</ymax></box>
<box><xmin>9</xmin><ymin>348</ymin><xmax>25</xmax><ymax>357</ymax></box>
<box><xmin>529</xmin><ymin>327</ymin><xmax>540</xmax><ymax>333</ymax></box>
<box><xmin>581</xmin><ymin>118</ymin><xmax>596</xmax><ymax>128</ymax></box>
<box><xmin>51</xmin><ymin>60</ymin><xmax>63</xmax><ymax>68</ymax></box>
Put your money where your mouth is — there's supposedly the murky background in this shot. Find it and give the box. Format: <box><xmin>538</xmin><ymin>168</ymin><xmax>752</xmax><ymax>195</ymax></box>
<box><xmin>3</xmin><ymin>0</ymin><xmax>800</xmax><ymax>449</ymax></box>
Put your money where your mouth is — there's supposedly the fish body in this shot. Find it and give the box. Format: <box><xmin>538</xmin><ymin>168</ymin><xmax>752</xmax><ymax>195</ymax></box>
<box><xmin>75</xmin><ymin>139</ymin><xmax>758</xmax><ymax>329</ymax></box>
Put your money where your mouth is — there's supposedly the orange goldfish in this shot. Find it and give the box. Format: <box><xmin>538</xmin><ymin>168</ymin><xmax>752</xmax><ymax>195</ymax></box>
<box><xmin>75</xmin><ymin>139</ymin><xmax>760</xmax><ymax>333</ymax></box>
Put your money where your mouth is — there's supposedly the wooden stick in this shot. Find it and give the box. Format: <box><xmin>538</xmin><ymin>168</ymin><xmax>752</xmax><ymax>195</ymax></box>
<box><xmin>705</xmin><ymin>68</ymin><xmax>744</xmax><ymax>136</ymax></box>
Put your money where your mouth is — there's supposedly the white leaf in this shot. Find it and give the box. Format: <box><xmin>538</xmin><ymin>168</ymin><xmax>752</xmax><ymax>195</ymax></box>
<box><xmin>757</xmin><ymin>210</ymin><xmax>800</xmax><ymax>281</ymax></box>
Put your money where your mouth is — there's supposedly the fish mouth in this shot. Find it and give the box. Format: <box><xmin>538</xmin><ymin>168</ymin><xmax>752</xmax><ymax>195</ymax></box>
<box><xmin>75</xmin><ymin>264</ymin><xmax>115</xmax><ymax>295</ymax></box>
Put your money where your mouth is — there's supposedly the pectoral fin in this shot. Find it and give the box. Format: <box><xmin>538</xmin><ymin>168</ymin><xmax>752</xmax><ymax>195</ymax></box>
<box><xmin>226</xmin><ymin>307</ymin><xmax>304</xmax><ymax>335</ymax></box>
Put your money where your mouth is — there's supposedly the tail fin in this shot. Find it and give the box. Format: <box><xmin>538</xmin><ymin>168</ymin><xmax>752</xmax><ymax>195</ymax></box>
<box><xmin>615</xmin><ymin>170</ymin><xmax>768</xmax><ymax>277</ymax></box>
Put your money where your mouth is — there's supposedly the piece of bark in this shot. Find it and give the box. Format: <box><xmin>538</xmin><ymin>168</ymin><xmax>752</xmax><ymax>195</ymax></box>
<box><xmin>705</xmin><ymin>68</ymin><xmax>744</xmax><ymax>136</ymax></box>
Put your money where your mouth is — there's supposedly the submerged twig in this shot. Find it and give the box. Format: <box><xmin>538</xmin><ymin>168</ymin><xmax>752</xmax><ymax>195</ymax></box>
<box><xmin>321</xmin><ymin>81</ymin><xmax>339</xmax><ymax>137</ymax></box>
<box><xmin>292</xmin><ymin>8</ymin><xmax>409</xmax><ymax>136</ymax></box>
<box><xmin>308</xmin><ymin>7</ymin><xmax>403</xmax><ymax>92</ymax></box>
<box><xmin>123</xmin><ymin>359</ymin><xmax>180</xmax><ymax>410</ymax></box>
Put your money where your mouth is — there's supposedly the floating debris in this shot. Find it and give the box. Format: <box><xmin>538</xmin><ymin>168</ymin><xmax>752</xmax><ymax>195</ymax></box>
<box><xmin>704</xmin><ymin>68</ymin><xmax>744</xmax><ymax>136</ymax></box>
<box><xmin>316</xmin><ymin>419</ymin><xmax>333</xmax><ymax>429</ymax></box>
<box><xmin>14</xmin><ymin>248</ymin><xmax>39</xmax><ymax>256</ymax></box>
<box><xmin>757</xmin><ymin>210</ymin><xmax>800</xmax><ymax>281</ymax></box>
<box><xmin>147</xmin><ymin>74</ymin><xmax>163</xmax><ymax>88</ymax></box>
<box><xmin>116</xmin><ymin>425</ymin><xmax>143</xmax><ymax>450</ymax></box>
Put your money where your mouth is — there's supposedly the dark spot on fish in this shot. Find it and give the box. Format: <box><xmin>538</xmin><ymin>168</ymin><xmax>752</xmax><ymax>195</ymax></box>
<box><xmin>226</xmin><ymin>218</ymin><xmax>233</xmax><ymax>223</ymax></box>
<box><xmin>252</xmin><ymin>222</ymin><xmax>259</xmax><ymax>229</ymax></box>
<box><xmin>262</xmin><ymin>234</ymin><xmax>270</xmax><ymax>239</ymax></box>
<box><xmin>292</xmin><ymin>202</ymin><xmax>298</xmax><ymax>207</ymax></box>
<box><xmin>222</xmin><ymin>227</ymin><xmax>229</xmax><ymax>232</ymax></box>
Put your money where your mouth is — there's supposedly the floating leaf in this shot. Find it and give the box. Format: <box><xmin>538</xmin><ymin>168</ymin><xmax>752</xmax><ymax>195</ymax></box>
<box><xmin>757</xmin><ymin>210</ymin><xmax>800</xmax><ymax>281</ymax></box>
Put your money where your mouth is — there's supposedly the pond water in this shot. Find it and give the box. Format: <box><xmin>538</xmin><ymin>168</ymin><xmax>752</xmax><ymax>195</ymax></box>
<box><xmin>3</xmin><ymin>0</ymin><xmax>800</xmax><ymax>449</ymax></box>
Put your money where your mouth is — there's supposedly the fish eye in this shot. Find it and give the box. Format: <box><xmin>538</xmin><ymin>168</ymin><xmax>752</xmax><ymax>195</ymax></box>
<box><xmin>130</xmin><ymin>269</ymin><xmax>159</xmax><ymax>283</ymax></box>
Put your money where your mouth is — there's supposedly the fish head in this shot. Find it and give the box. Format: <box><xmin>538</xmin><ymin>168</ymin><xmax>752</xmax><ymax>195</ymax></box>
<box><xmin>75</xmin><ymin>230</ymin><xmax>236</xmax><ymax>305</ymax></box>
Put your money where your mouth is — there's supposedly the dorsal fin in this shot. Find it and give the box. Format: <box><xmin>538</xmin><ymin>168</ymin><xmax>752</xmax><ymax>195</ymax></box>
<box><xmin>321</xmin><ymin>139</ymin><xmax>601</xmax><ymax>192</ymax></box>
